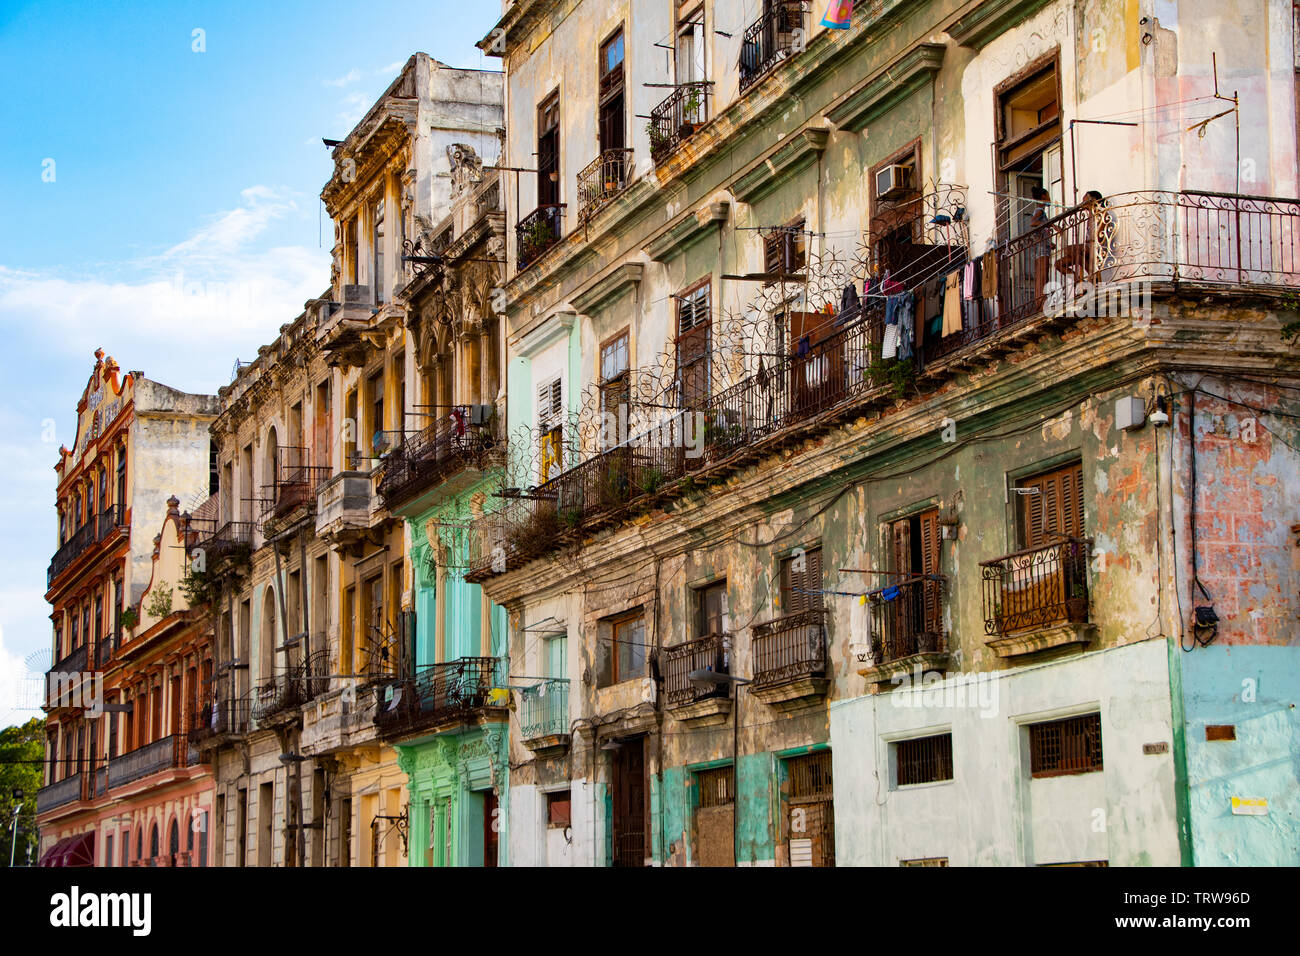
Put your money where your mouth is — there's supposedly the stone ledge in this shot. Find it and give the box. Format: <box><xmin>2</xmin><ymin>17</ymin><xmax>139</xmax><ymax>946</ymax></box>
<box><xmin>667</xmin><ymin>696</ymin><xmax>733</xmax><ymax>726</ymax></box>
<box><xmin>522</xmin><ymin>733</ymin><xmax>571</xmax><ymax>758</ymax></box>
<box><xmin>750</xmin><ymin>675</ymin><xmax>829</xmax><ymax>711</ymax></box>
<box><xmin>858</xmin><ymin>652</ymin><xmax>952</xmax><ymax>687</ymax></box>
<box><xmin>986</xmin><ymin>623</ymin><xmax>1097</xmax><ymax>658</ymax></box>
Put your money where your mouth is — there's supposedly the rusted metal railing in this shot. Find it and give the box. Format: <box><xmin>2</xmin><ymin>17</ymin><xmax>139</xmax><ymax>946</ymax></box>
<box><xmin>577</xmin><ymin>148</ymin><xmax>634</xmax><ymax>223</ymax></box>
<box><xmin>752</xmin><ymin>610</ymin><xmax>826</xmax><ymax>688</ymax></box>
<box><xmin>868</xmin><ymin>575</ymin><xmax>947</xmax><ymax>665</ymax></box>
<box><xmin>981</xmin><ymin>538</ymin><xmax>1093</xmax><ymax>635</ymax></box>
<box><xmin>738</xmin><ymin>2</ymin><xmax>809</xmax><ymax>93</ymax></box>
<box><xmin>649</xmin><ymin>83</ymin><xmax>711</xmax><ymax>165</ymax></box>
<box><xmin>377</xmin><ymin>409</ymin><xmax>501</xmax><ymax>510</ymax></box>
<box><xmin>661</xmin><ymin>633</ymin><xmax>729</xmax><ymax>707</ymax></box>
<box><xmin>516</xmin><ymin>203</ymin><xmax>565</xmax><ymax>270</ymax></box>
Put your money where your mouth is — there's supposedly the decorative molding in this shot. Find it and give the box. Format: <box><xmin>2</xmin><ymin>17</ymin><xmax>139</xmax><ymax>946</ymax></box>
<box><xmin>731</xmin><ymin>128</ymin><xmax>830</xmax><ymax>205</ymax></box>
<box><xmin>947</xmin><ymin>0</ymin><xmax>1056</xmax><ymax>51</ymax></box>
<box><xmin>825</xmin><ymin>43</ymin><xmax>947</xmax><ymax>134</ymax></box>
<box><xmin>644</xmin><ymin>201</ymin><xmax>729</xmax><ymax>262</ymax></box>
<box><xmin>858</xmin><ymin>652</ymin><xmax>951</xmax><ymax>687</ymax></box>
<box><xmin>571</xmin><ymin>263</ymin><xmax>645</xmax><ymax>315</ymax></box>
<box><xmin>511</xmin><ymin>310</ymin><xmax>576</xmax><ymax>358</ymax></box>
<box><xmin>986</xmin><ymin>623</ymin><xmax>1097</xmax><ymax>659</ymax></box>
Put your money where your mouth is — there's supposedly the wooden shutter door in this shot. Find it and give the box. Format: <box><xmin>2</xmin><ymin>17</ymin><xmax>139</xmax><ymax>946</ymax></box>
<box><xmin>1020</xmin><ymin>462</ymin><xmax>1085</xmax><ymax>548</ymax></box>
<box><xmin>804</xmin><ymin>548</ymin><xmax>823</xmax><ymax>613</ymax></box>
<box><xmin>919</xmin><ymin>509</ymin><xmax>941</xmax><ymax>635</ymax></box>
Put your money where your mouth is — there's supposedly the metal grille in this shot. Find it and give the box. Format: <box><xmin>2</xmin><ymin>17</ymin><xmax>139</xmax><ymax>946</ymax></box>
<box><xmin>696</xmin><ymin>766</ymin><xmax>735</xmax><ymax>808</ymax></box>
<box><xmin>1029</xmin><ymin>713</ymin><xmax>1103</xmax><ymax>777</ymax></box>
<box><xmin>786</xmin><ymin>751</ymin><xmax>832</xmax><ymax>799</ymax></box>
<box><xmin>900</xmin><ymin>857</ymin><xmax>950</xmax><ymax>867</ymax></box>
<box><xmin>896</xmin><ymin>733</ymin><xmax>953</xmax><ymax>786</ymax></box>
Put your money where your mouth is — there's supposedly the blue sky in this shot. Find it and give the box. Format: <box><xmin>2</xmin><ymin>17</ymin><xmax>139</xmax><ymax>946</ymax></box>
<box><xmin>0</xmin><ymin>0</ymin><xmax>503</xmax><ymax>724</ymax></box>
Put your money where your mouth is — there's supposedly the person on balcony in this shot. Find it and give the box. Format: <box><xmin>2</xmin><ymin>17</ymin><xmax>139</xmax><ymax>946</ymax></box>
<box><xmin>1056</xmin><ymin>190</ymin><xmax>1113</xmax><ymax>288</ymax></box>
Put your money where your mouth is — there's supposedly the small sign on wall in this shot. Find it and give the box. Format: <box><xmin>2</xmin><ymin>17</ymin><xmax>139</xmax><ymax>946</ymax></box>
<box><xmin>1230</xmin><ymin>797</ymin><xmax>1268</xmax><ymax>816</ymax></box>
<box><xmin>1142</xmin><ymin>742</ymin><xmax>1168</xmax><ymax>755</ymax></box>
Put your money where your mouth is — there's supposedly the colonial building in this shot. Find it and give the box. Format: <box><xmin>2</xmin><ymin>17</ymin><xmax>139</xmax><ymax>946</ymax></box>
<box><xmin>471</xmin><ymin>0</ymin><xmax>1300</xmax><ymax>867</ymax></box>
<box><xmin>38</xmin><ymin>351</ymin><xmax>218</xmax><ymax>867</ymax></box>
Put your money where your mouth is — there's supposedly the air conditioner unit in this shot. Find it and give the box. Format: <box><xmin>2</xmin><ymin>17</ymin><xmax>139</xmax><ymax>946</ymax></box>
<box><xmin>875</xmin><ymin>164</ymin><xmax>911</xmax><ymax>200</ymax></box>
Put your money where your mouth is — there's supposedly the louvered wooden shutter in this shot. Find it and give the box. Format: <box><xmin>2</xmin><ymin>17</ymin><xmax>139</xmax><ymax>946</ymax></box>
<box><xmin>781</xmin><ymin>547</ymin><xmax>823</xmax><ymax>615</ymax></box>
<box><xmin>891</xmin><ymin>518</ymin><xmax>912</xmax><ymax>574</ymax></box>
<box><xmin>919</xmin><ymin>509</ymin><xmax>941</xmax><ymax>632</ymax></box>
<box><xmin>1020</xmin><ymin>462</ymin><xmax>1085</xmax><ymax>548</ymax></box>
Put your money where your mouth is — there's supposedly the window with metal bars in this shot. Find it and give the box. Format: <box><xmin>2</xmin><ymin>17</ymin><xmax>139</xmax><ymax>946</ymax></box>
<box><xmin>786</xmin><ymin>750</ymin><xmax>832</xmax><ymax>799</ymax></box>
<box><xmin>1028</xmin><ymin>712</ymin><xmax>1103</xmax><ymax>777</ymax></box>
<box><xmin>900</xmin><ymin>857</ymin><xmax>950</xmax><ymax>866</ymax></box>
<box><xmin>696</xmin><ymin>766</ymin><xmax>735</xmax><ymax>807</ymax></box>
<box><xmin>895</xmin><ymin>733</ymin><xmax>954</xmax><ymax>786</ymax></box>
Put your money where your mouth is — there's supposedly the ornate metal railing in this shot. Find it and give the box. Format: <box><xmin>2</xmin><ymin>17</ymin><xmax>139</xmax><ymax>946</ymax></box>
<box><xmin>649</xmin><ymin>83</ymin><xmax>712</xmax><ymax>165</ymax></box>
<box><xmin>662</xmin><ymin>633</ymin><xmax>730</xmax><ymax>707</ymax></box>
<box><xmin>37</xmin><ymin>773</ymin><xmax>85</xmax><ymax>813</ymax></box>
<box><xmin>577</xmin><ymin>148</ymin><xmax>634</xmax><ymax>223</ymax></box>
<box><xmin>376</xmin><ymin>656</ymin><xmax>501</xmax><ymax>734</ymax></box>
<box><xmin>520</xmin><ymin>678</ymin><xmax>569</xmax><ymax>740</ymax></box>
<box><xmin>192</xmin><ymin>520</ymin><xmax>256</xmax><ymax>564</ymax></box>
<box><xmin>251</xmin><ymin>649</ymin><xmax>330</xmax><ymax>722</ymax></box>
<box><xmin>739</xmin><ymin>1</ymin><xmax>809</xmax><ymax>93</ymax></box>
<box><xmin>189</xmin><ymin>695</ymin><xmax>252</xmax><ymax>744</ymax></box>
<box><xmin>47</xmin><ymin>520</ymin><xmax>98</xmax><ymax>588</ymax></box>
<box><xmin>516</xmin><ymin>203</ymin><xmax>565</xmax><ymax>270</ymax></box>
<box><xmin>377</xmin><ymin>410</ymin><xmax>501</xmax><ymax>509</ymax></box>
<box><xmin>106</xmin><ymin>735</ymin><xmax>183</xmax><ymax>789</ymax></box>
<box><xmin>752</xmin><ymin>610</ymin><xmax>825</xmax><ymax>688</ymax></box>
<box><xmin>868</xmin><ymin>576</ymin><xmax>947</xmax><ymax>665</ymax></box>
<box><xmin>981</xmin><ymin>538</ymin><xmax>1093</xmax><ymax>636</ymax></box>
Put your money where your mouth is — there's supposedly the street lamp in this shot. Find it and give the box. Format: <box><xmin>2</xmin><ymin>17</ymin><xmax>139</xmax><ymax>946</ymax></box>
<box><xmin>687</xmin><ymin>669</ymin><xmax>751</xmax><ymax>867</ymax></box>
<box><xmin>10</xmin><ymin>788</ymin><xmax>24</xmax><ymax>868</ymax></box>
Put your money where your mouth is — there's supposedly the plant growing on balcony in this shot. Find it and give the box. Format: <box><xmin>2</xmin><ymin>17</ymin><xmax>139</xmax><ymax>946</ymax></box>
<box><xmin>681</xmin><ymin>88</ymin><xmax>703</xmax><ymax>127</ymax></box>
<box><xmin>523</xmin><ymin>217</ymin><xmax>554</xmax><ymax>257</ymax></box>
<box><xmin>646</xmin><ymin>120</ymin><xmax>667</xmax><ymax>155</ymax></box>
<box><xmin>864</xmin><ymin>357</ymin><xmax>916</xmax><ymax>400</ymax></box>
<box><xmin>636</xmin><ymin>467</ymin><xmax>667</xmax><ymax>496</ymax></box>
<box><xmin>146</xmin><ymin>585</ymin><xmax>173</xmax><ymax>619</ymax></box>
<box><xmin>119</xmin><ymin>607</ymin><xmax>139</xmax><ymax>632</ymax></box>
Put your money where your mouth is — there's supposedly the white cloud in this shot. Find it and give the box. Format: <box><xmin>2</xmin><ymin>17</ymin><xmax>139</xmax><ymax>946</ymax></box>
<box><xmin>337</xmin><ymin>91</ymin><xmax>370</xmax><ymax>128</ymax></box>
<box><xmin>0</xmin><ymin>624</ymin><xmax>43</xmax><ymax>728</ymax></box>
<box><xmin>325</xmin><ymin>68</ymin><xmax>362</xmax><ymax>87</ymax></box>
<box><xmin>376</xmin><ymin>61</ymin><xmax>403</xmax><ymax>76</ymax></box>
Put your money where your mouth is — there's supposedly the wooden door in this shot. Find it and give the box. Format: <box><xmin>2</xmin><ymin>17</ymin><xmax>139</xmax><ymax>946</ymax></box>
<box><xmin>788</xmin><ymin>311</ymin><xmax>845</xmax><ymax>416</ymax></box>
<box><xmin>612</xmin><ymin>737</ymin><xmax>646</xmax><ymax>866</ymax></box>
<box><xmin>483</xmin><ymin>790</ymin><xmax>499</xmax><ymax>868</ymax></box>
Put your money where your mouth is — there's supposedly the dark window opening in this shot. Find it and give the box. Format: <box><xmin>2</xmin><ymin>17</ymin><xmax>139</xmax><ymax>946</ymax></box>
<box><xmin>1029</xmin><ymin>713</ymin><xmax>1103</xmax><ymax>777</ymax></box>
<box><xmin>896</xmin><ymin>733</ymin><xmax>954</xmax><ymax>786</ymax></box>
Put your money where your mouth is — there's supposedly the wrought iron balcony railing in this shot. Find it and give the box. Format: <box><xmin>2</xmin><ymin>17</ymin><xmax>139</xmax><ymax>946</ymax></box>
<box><xmin>981</xmin><ymin>538</ymin><xmax>1093</xmax><ymax>635</ymax></box>
<box><xmin>189</xmin><ymin>695</ymin><xmax>252</xmax><ymax>744</ymax></box>
<box><xmin>96</xmin><ymin>503</ymin><xmax>126</xmax><ymax>540</ymax></box>
<box><xmin>376</xmin><ymin>656</ymin><xmax>501</xmax><ymax>735</ymax></box>
<box><xmin>752</xmin><ymin>610</ymin><xmax>826</xmax><ymax>688</ymax></box>
<box><xmin>377</xmin><ymin>410</ymin><xmax>502</xmax><ymax>510</ymax></box>
<box><xmin>577</xmin><ymin>148</ymin><xmax>634</xmax><ymax>223</ymax></box>
<box><xmin>36</xmin><ymin>772</ymin><xmax>85</xmax><ymax>814</ymax></box>
<box><xmin>266</xmin><ymin>446</ymin><xmax>330</xmax><ymax>520</ymax></box>
<box><xmin>739</xmin><ymin>2</ymin><xmax>809</xmax><ymax>93</ymax></box>
<box><xmin>868</xmin><ymin>576</ymin><xmax>947</xmax><ymax>665</ymax></box>
<box><xmin>106</xmin><ymin>735</ymin><xmax>185</xmax><ymax>789</ymax></box>
<box><xmin>251</xmin><ymin>650</ymin><xmax>330</xmax><ymax>722</ymax></box>
<box><xmin>520</xmin><ymin>678</ymin><xmax>569</xmax><ymax>740</ymax></box>
<box><xmin>649</xmin><ymin>83</ymin><xmax>711</xmax><ymax>165</ymax></box>
<box><xmin>192</xmin><ymin>520</ymin><xmax>256</xmax><ymax>564</ymax></box>
<box><xmin>662</xmin><ymin>633</ymin><xmax>729</xmax><ymax>707</ymax></box>
<box><xmin>47</xmin><ymin>520</ymin><xmax>97</xmax><ymax>588</ymax></box>
<box><xmin>516</xmin><ymin>203</ymin><xmax>565</xmax><ymax>270</ymax></box>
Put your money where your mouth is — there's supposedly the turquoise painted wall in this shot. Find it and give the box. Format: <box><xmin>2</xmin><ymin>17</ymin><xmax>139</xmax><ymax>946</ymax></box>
<box><xmin>1178</xmin><ymin>645</ymin><xmax>1300</xmax><ymax>865</ymax></box>
<box><xmin>660</xmin><ymin>752</ymin><xmax>781</xmax><ymax>865</ymax></box>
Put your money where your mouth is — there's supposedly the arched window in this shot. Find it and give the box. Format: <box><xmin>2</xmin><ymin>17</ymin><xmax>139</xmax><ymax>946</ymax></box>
<box><xmin>260</xmin><ymin>587</ymin><xmax>277</xmax><ymax>684</ymax></box>
<box><xmin>121</xmin><ymin>828</ymin><xmax>130</xmax><ymax>866</ymax></box>
<box><xmin>265</xmin><ymin>426</ymin><xmax>279</xmax><ymax>490</ymax></box>
<box><xmin>149</xmin><ymin>824</ymin><xmax>159</xmax><ymax>866</ymax></box>
<box><xmin>86</xmin><ymin>477</ymin><xmax>96</xmax><ymax>524</ymax></box>
<box><xmin>135</xmin><ymin>828</ymin><xmax>142</xmax><ymax>863</ymax></box>
<box><xmin>169</xmin><ymin>818</ymin><xmax>180</xmax><ymax>866</ymax></box>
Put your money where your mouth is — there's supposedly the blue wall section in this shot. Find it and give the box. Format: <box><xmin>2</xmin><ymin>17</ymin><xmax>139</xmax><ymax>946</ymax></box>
<box><xmin>1179</xmin><ymin>645</ymin><xmax>1300</xmax><ymax>865</ymax></box>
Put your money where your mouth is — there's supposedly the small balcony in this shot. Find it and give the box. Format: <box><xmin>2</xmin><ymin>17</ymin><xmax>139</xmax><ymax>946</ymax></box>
<box><xmin>315</xmin><ymin>471</ymin><xmax>379</xmax><ymax>544</ymax></box>
<box><xmin>859</xmin><ymin>576</ymin><xmax>950</xmax><ymax>686</ymax></box>
<box><xmin>577</xmin><ymin>148</ymin><xmax>634</xmax><ymax>224</ymax></box>
<box><xmin>252</xmin><ymin>650</ymin><xmax>331</xmax><ymax>724</ymax></box>
<box><xmin>192</xmin><ymin>519</ymin><xmax>256</xmax><ymax>566</ymax></box>
<box><xmin>662</xmin><ymin>633</ymin><xmax>732</xmax><ymax>724</ymax></box>
<box><xmin>520</xmin><ymin>677</ymin><xmax>570</xmax><ymax>755</ymax></box>
<box><xmin>106</xmin><ymin>735</ymin><xmax>194</xmax><ymax>790</ymax></box>
<box><xmin>739</xmin><ymin>1</ymin><xmax>809</xmax><ymax>94</ymax></box>
<box><xmin>981</xmin><ymin>538</ymin><xmax>1096</xmax><ymax>657</ymax></box>
<box><xmin>376</xmin><ymin>656</ymin><xmax>503</xmax><ymax>739</ymax></box>
<box><xmin>377</xmin><ymin>409</ymin><xmax>502</xmax><ymax>511</ymax></box>
<box><xmin>36</xmin><ymin>773</ymin><xmax>86</xmax><ymax>814</ymax></box>
<box><xmin>516</xmin><ymin>203</ymin><xmax>565</xmax><ymax>270</ymax></box>
<box><xmin>751</xmin><ymin>610</ymin><xmax>829</xmax><ymax>709</ymax></box>
<box><xmin>649</xmin><ymin>83</ymin><xmax>711</xmax><ymax>166</ymax></box>
<box><xmin>188</xmin><ymin>695</ymin><xmax>252</xmax><ymax>748</ymax></box>
<box><xmin>45</xmin><ymin>645</ymin><xmax>91</xmax><ymax>711</ymax></box>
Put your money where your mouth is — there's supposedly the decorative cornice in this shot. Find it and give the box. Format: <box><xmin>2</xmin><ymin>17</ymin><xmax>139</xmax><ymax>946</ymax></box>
<box><xmin>947</xmin><ymin>0</ymin><xmax>1056</xmax><ymax>51</ymax></box>
<box><xmin>644</xmin><ymin>201</ymin><xmax>730</xmax><ymax>262</ymax></box>
<box><xmin>571</xmin><ymin>263</ymin><xmax>644</xmax><ymax>315</ymax></box>
<box><xmin>825</xmin><ymin>43</ymin><xmax>947</xmax><ymax>133</ymax></box>
<box><xmin>511</xmin><ymin>310</ymin><xmax>576</xmax><ymax>358</ymax></box>
<box><xmin>731</xmin><ymin>128</ymin><xmax>831</xmax><ymax>205</ymax></box>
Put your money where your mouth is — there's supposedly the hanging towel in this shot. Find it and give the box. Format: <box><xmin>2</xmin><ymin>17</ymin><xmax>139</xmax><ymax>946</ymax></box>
<box><xmin>942</xmin><ymin>271</ymin><xmax>962</xmax><ymax>336</ymax></box>
<box><xmin>821</xmin><ymin>0</ymin><xmax>853</xmax><ymax>30</ymax></box>
<box><xmin>982</xmin><ymin>249</ymin><xmax>998</xmax><ymax>299</ymax></box>
<box><xmin>881</xmin><ymin>321</ymin><xmax>900</xmax><ymax>359</ymax></box>
<box><xmin>962</xmin><ymin>261</ymin><xmax>976</xmax><ymax>300</ymax></box>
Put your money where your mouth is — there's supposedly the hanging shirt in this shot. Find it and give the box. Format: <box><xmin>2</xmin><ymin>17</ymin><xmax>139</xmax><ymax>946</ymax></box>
<box><xmin>942</xmin><ymin>271</ymin><xmax>962</xmax><ymax>336</ymax></box>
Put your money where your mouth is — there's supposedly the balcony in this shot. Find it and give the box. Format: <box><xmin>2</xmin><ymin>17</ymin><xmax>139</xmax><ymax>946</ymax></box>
<box><xmin>189</xmin><ymin>695</ymin><xmax>252</xmax><ymax>748</ymax></box>
<box><xmin>36</xmin><ymin>773</ymin><xmax>85</xmax><ymax>814</ymax></box>
<box><xmin>577</xmin><ymin>148</ymin><xmax>634</xmax><ymax>224</ymax></box>
<box><xmin>376</xmin><ymin>656</ymin><xmax>503</xmax><ymax>739</ymax></box>
<box><xmin>739</xmin><ymin>1</ymin><xmax>809</xmax><ymax>94</ymax></box>
<box><xmin>751</xmin><ymin>610</ymin><xmax>828</xmax><ymax>709</ymax></box>
<box><xmin>192</xmin><ymin>519</ymin><xmax>256</xmax><ymax>567</ymax></box>
<box><xmin>661</xmin><ymin>634</ymin><xmax>731</xmax><ymax>724</ymax></box>
<box><xmin>45</xmin><ymin>645</ymin><xmax>91</xmax><ymax>711</ymax></box>
<box><xmin>519</xmin><ymin>677</ymin><xmax>570</xmax><ymax>755</ymax></box>
<box><xmin>649</xmin><ymin>83</ymin><xmax>712</xmax><ymax>166</ymax></box>
<box><xmin>859</xmin><ymin>576</ymin><xmax>949</xmax><ymax>686</ymax></box>
<box><xmin>516</xmin><ymin>203</ymin><xmax>565</xmax><ymax>270</ymax></box>
<box><xmin>263</xmin><ymin>447</ymin><xmax>330</xmax><ymax>535</ymax></box>
<box><xmin>377</xmin><ymin>410</ymin><xmax>502</xmax><ymax>511</ymax></box>
<box><xmin>106</xmin><ymin>735</ymin><xmax>194</xmax><ymax>790</ymax></box>
<box><xmin>981</xmin><ymin>538</ymin><xmax>1096</xmax><ymax>657</ymax></box>
<box><xmin>315</xmin><ymin>470</ymin><xmax>379</xmax><ymax>544</ymax></box>
<box><xmin>252</xmin><ymin>650</ymin><xmax>330</xmax><ymax>724</ymax></box>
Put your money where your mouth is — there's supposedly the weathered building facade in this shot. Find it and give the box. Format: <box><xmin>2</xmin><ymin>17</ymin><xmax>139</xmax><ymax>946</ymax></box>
<box><xmin>472</xmin><ymin>0</ymin><xmax>1300</xmax><ymax>867</ymax></box>
<box><xmin>38</xmin><ymin>351</ymin><xmax>219</xmax><ymax>867</ymax></box>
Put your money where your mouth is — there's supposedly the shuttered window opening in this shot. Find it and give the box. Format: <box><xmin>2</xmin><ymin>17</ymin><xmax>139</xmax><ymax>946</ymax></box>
<box><xmin>763</xmin><ymin>219</ymin><xmax>807</xmax><ymax>279</ymax></box>
<box><xmin>900</xmin><ymin>857</ymin><xmax>950</xmax><ymax>867</ymax></box>
<box><xmin>779</xmin><ymin>546</ymin><xmax>823</xmax><ymax>615</ymax></box>
<box><xmin>786</xmin><ymin>751</ymin><xmax>832</xmax><ymax>800</ymax></box>
<box><xmin>696</xmin><ymin>580</ymin><xmax>729</xmax><ymax>637</ymax></box>
<box><xmin>676</xmin><ymin>282</ymin><xmax>711</xmax><ymax>409</ymax></box>
<box><xmin>1016</xmin><ymin>460</ymin><xmax>1085</xmax><ymax>550</ymax></box>
<box><xmin>537</xmin><ymin>378</ymin><xmax>564</xmax><ymax>482</ymax></box>
<box><xmin>896</xmin><ymin>733</ymin><xmax>954</xmax><ymax>786</ymax></box>
<box><xmin>887</xmin><ymin>509</ymin><xmax>942</xmax><ymax>636</ymax></box>
<box><xmin>1029</xmin><ymin>712</ymin><xmax>1103</xmax><ymax>777</ymax></box>
<box><xmin>696</xmin><ymin>766</ymin><xmax>735</xmax><ymax>807</ymax></box>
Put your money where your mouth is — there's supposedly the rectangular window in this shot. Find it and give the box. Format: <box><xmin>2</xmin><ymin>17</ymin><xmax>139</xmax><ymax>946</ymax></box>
<box><xmin>368</xmin><ymin>371</ymin><xmax>385</xmax><ymax>453</ymax></box>
<box><xmin>676</xmin><ymin>281</ymin><xmax>711</xmax><ymax>409</ymax></box>
<box><xmin>696</xmin><ymin>765</ymin><xmax>735</xmax><ymax>808</ymax></box>
<box><xmin>599</xmin><ymin>29</ymin><xmax>626</xmax><ymax>153</ymax></box>
<box><xmin>900</xmin><ymin>857</ymin><xmax>950</xmax><ymax>867</ymax></box>
<box><xmin>342</xmin><ymin>586</ymin><xmax>355</xmax><ymax>677</ymax></box>
<box><xmin>345</xmin><ymin>217</ymin><xmax>359</xmax><ymax>285</ymax></box>
<box><xmin>1029</xmin><ymin>713</ymin><xmax>1103</xmax><ymax>778</ymax></box>
<box><xmin>537</xmin><ymin>92</ymin><xmax>561</xmax><ymax>207</ymax></box>
<box><xmin>995</xmin><ymin>57</ymin><xmax>1062</xmax><ymax>239</ymax></box>
<box><xmin>1016</xmin><ymin>460</ymin><xmax>1085</xmax><ymax>549</ymax></box>
<box><xmin>344</xmin><ymin>390</ymin><xmax>359</xmax><ymax>469</ymax></box>
<box><xmin>695</xmin><ymin>580</ymin><xmax>729</xmax><ymax>637</ymax></box>
<box><xmin>599</xmin><ymin>331</ymin><xmax>630</xmax><ymax>428</ymax></box>
<box><xmin>546</xmin><ymin>791</ymin><xmax>572</xmax><ymax>828</ymax></box>
<box><xmin>896</xmin><ymin>733</ymin><xmax>954</xmax><ymax>786</ymax></box>
<box><xmin>537</xmin><ymin>378</ymin><xmax>564</xmax><ymax>482</ymax></box>
<box><xmin>763</xmin><ymin>219</ymin><xmax>806</xmax><ymax>280</ymax></box>
<box><xmin>598</xmin><ymin>609</ymin><xmax>646</xmax><ymax>686</ymax></box>
<box><xmin>779</xmin><ymin>546</ymin><xmax>823</xmax><ymax>615</ymax></box>
<box><xmin>371</xmin><ymin>196</ymin><xmax>386</xmax><ymax>304</ymax></box>
<box><xmin>675</xmin><ymin>3</ymin><xmax>706</xmax><ymax>86</ymax></box>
